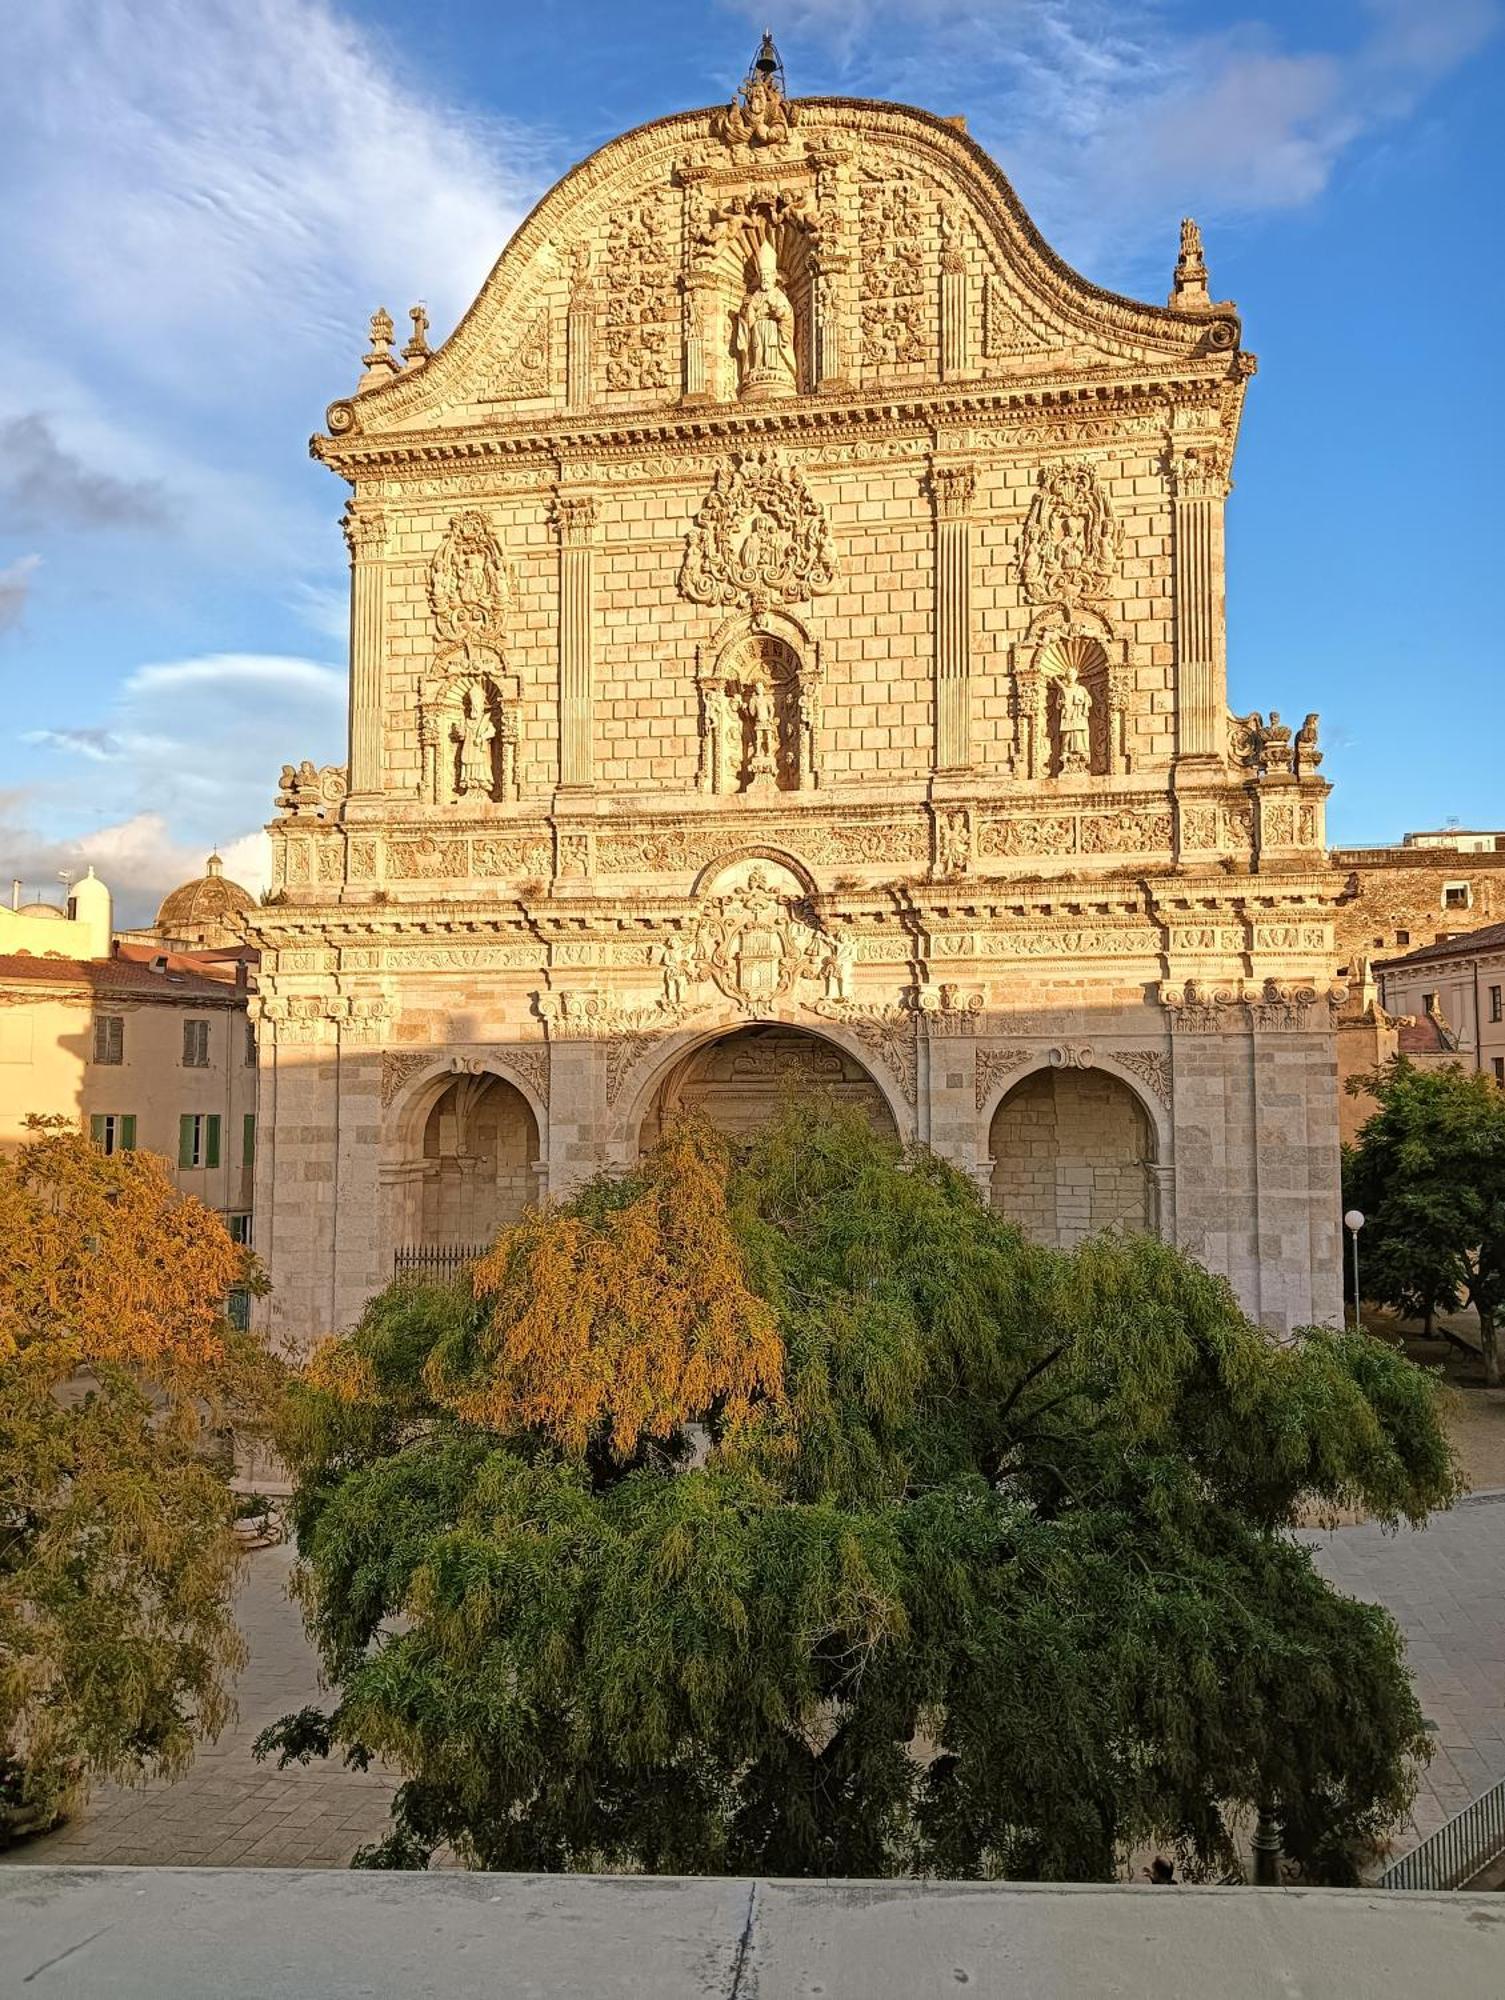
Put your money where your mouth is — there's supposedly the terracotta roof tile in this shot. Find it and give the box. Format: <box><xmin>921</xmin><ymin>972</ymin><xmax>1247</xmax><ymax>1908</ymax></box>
<box><xmin>1374</xmin><ymin>920</ymin><xmax>1505</xmax><ymax>972</ymax></box>
<box><xmin>0</xmin><ymin>953</ymin><xmax>243</xmax><ymax>1003</ymax></box>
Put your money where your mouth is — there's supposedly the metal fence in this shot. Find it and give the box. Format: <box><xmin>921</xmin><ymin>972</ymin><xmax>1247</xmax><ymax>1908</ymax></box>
<box><xmin>1378</xmin><ymin>1775</ymin><xmax>1505</xmax><ymax>1891</ymax></box>
<box><xmin>392</xmin><ymin>1243</ymin><xmax>489</xmax><ymax>1283</ymax></box>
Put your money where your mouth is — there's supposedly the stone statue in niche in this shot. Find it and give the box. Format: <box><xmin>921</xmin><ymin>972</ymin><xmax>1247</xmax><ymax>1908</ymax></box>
<box><xmin>1056</xmin><ymin>664</ymin><xmax>1092</xmax><ymax>774</ymax></box>
<box><xmin>745</xmin><ymin>674</ymin><xmax>780</xmax><ymax>791</ymax></box>
<box><xmin>821</xmin><ymin>930</ymin><xmax>856</xmax><ymax>1002</ymax></box>
<box><xmin>454</xmin><ymin>687</ymin><xmax>496</xmax><ymax>797</ymax></box>
<box><xmin>734</xmin><ymin>241</ymin><xmax>798</xmax><ymax>400</ymax></box>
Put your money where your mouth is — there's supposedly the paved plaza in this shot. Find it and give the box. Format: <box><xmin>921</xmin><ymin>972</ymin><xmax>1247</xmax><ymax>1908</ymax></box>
<box><xmin>5</xmin><ymin>1491</ymin><xmax>1503</xmax><ymax>1873</ymax></box>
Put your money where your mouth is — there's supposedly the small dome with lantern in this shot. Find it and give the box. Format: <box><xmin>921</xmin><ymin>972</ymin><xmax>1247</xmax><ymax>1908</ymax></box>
<box><xmin>154</xmin><ymin>852</ymin><xmax>255</xmax><ymax>947</ymax></box>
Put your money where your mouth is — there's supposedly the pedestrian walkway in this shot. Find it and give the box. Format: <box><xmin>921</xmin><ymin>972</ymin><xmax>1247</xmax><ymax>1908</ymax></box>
<box><xmin>1306</xmin><ymin>1490</ymin><xmax>1505</xmax><ymax>1847</ymax></box>
<box><xmin>6</xmin><ymin>1540</ymin><xmax>397</xmax><ymax>1869</ymax></box>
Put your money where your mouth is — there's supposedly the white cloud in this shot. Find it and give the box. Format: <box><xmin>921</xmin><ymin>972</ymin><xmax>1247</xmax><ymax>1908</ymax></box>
<box><xmin>0</xmin><ymin>555</ymin><xmax>42</xmax><ymax>635</ymax></box>
<box><xmin>125</xmin><ymin>654</ymin><xmax>346</xmax><ymax>701</ymax></box>
<box><xmin>736</xmin><ymin>0</ymin><xmax>1499</xmax><ymax>277</ymax></box>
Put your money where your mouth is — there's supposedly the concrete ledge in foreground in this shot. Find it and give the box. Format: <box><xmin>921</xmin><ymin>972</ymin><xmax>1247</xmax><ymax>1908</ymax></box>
<box><xmin>2</xmin><ymin>1867</ymin><xmax>1502</xmax><ymax>1998</ymax></box>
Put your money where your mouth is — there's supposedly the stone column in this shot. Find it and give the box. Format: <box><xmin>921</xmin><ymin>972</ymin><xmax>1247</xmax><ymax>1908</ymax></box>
<box><xmin>551</xmin><ymin>492</ymin><xmax>599</xmax><ymax>792</ymax></box>
<box><xmin>938</xmin><ymin>205</ymin><xmax>969</xmax><ymax>381</ymax></box>
<box><xmin>929</xmin><ymin>464</ymin><xmax>977</xmax><ymax>772</ymax></box>
<box><xmin>566</xmin><ymin>255</ymin><xmax>596</xmax><ymax>410</ymax></box>
<box><xmin>342</xmin><ymin>504</ymin><xmax>388</xmax><ymax>797</ymax></box>
<box><xmin>1170</xmin><ymin>443</ymin><xmax>1231</xmax><ymax>765</ymax></box>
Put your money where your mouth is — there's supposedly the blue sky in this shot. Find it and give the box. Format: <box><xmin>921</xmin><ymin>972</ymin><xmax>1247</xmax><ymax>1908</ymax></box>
<box><xmin>2</xmin><ymin>0</ymin><xmax>1501</xmax><ymax>919</ymax></box>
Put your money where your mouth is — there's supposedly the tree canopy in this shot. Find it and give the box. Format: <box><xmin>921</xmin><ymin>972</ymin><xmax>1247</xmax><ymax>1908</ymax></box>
<box><xmin>266</xmin><ymin>1108</ymin><xmax>1458</xmax><ymax>1882</ymax></box>
<box><xmin>1345</xmin><ymin>1056</ymin><xmax>1505</xmax><ymax>1384</ymax></box>
<box><xmin>1</xmin><ymin>1122</ymin><xmax>278</xmax><ymax>1832</ymax></box>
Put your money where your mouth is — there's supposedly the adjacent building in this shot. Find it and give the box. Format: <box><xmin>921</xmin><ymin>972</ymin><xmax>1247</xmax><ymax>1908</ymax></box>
<box><xmin>251</xmin><ymin>49</ymin><xmax>1344</xmax><ymax>1346</ymax></box>
<box><xmin>1376</xmin><ymin>923</ymin><xmax>1505</xmax><ymax>1088</ymax></box>
<box><xmin>0</xmin><ymin>861</ymin><xmax>259</xmax><ymax>1249</ymax></box>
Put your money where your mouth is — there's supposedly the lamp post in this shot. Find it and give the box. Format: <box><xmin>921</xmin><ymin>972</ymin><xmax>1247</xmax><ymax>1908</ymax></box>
<box><xmin>1343</xmin><ymin>1209</ymin><xmax>1365</xmax><ymax>1332</ymax></box>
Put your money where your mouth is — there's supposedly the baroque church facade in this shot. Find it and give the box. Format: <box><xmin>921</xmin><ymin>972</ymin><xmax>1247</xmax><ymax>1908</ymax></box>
<box><xmin>250</xmin><ymin>48</ymin><xmax>1343</xmax><ymax>1343</ymax></box>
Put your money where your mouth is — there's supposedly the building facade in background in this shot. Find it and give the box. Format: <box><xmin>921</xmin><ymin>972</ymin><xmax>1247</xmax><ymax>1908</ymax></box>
<box><xmin>0</xmin><ymin>862</ymin><xmax>258</xmax><ymax>1247</ymax></box>
<box><xmin>1376</xmin><ymin>925</ymin><xmax>1505</xmax><ymax>1087</ymax></box>
<box><xmin>252</xmin><ymin>53</ymin><xmax>1343</xmax><ymax>1344</ymax></box>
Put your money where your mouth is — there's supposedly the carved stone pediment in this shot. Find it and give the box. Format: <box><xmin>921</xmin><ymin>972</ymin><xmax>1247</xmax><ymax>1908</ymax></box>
<box><xmin>679</xmin><ymin>450</ymin><xmax>837</xmax><ymax>611</ymax></box>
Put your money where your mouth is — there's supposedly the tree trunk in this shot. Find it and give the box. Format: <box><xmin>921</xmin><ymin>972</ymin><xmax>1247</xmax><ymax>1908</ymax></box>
<box><xmin>1480</xmin><ymin>1309</ymin><xmax>1500</xmax><ymax>1389</ymax></box>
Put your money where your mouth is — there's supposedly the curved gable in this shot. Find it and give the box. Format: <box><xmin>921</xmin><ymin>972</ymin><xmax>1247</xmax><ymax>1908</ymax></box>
<box><xmin>325</xmin><ymin>96</ymin><xmax>1237</xmax><ymax>443</ymax></box>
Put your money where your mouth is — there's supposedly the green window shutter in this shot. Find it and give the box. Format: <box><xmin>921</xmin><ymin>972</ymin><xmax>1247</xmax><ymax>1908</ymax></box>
<box><xmin>121</xmin><ymin>1115</ymin><xmax>136</xmax><ymax>1152</ymax></box>
<box><xmin>90</xmin><ymin>1114</ymin><xmax>106</xmax><ymax>1147</ymax></box>
<box><xmin>205</xmin><ymin>1115</ymin><xmax>221</xmax><ymax>1170</ymax></box>
<box><xmin>179</xmin><ymin>1114</ymin><xmax>195</xmax><ymax>1169</ymax></box>
<box><xmin>243</xmin><ymin>1113</ymin><xmax>256</xmax><ymax>1166</ymax></box>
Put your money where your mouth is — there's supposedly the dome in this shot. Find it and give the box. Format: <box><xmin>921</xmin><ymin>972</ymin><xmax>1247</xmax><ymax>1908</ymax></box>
<box><xmin>17</xmin><ymin>901</ymin><xmax>65</xmax><ymax>919</ymax></box>
<box><xmin>154</xmin><ymin>853</ymin><xmax>255</xmax><ymax>943</ymax></box>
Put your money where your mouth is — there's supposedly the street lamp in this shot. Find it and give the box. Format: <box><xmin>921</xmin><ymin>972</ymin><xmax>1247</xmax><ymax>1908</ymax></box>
<box><xmin>1343</xmin><ymin>1209</ymin><xmax>1365</xmax><ymax>1332</ymax></box>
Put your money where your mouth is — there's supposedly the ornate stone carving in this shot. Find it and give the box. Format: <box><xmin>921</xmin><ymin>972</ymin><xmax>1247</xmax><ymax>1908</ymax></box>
<box><xmin>1294</xmin><ymin>713</ymin><xmax>1322</xmax><ymax>776</ymax></box>
<box><xmin>710</xmin><ymin>47</ymin><xmax>799</xmax><ymax>149</ymax></box>
<box><xmin>276</xmin><ymin>761</ymin><xmax>348</xmax><ymax>817</ymax></box>
<box><xmin>1111</xmin><ymin>1048</ymin><xmax>1172</xmax><ymax>1108</ymax></box>
<box><xmin>472</xmin><ymin>835</ymin><xmax>554</xmax><ymax>878</ymax></box>
<box><xmin>482</xmin><ymin>308</ymin><xmax>552</xmax><ymax>400</ymax></box>
<box><xmin>933</xmin><ymin>808</ymin><xmax>971</xmax><ymax>878</ymax></box>
<box><xmin>1079</xmin><ymin>810</ymin><xmax>1174</xmax><ymax>855</ymax></box>
<box><xmin>687</xmin><ymin>867</ymin><xmax>823</xmax><ymax>1011</ymax></box>
<box><xmin>975</xmin><ymin>1046</ymin><xmax>1033</xmax><ymax>1110</ymax></box>
<box><xmin>1018</xmin><ymin>461</ymin><xmax>1121</xmax><ymax>614</ymax></box>
<box><xmin>978</xmin><ymin>814</ymin><xmax>1075</xmax><ymax>859</ymax></box>
<box><xmin>604</xmin><ymin>196</ymin><xmax>677</xmax><ymax>394</ymax></box>
<box><xmin>429</xmin><ymin>510</ymin><xmax>514</xmax><ymax>663</ymax></box>
<box><xmin>859</xmin><ymin>172</ymin><xmax>927</xmax><ymax>370</ymax></box>
<box><xmin>811</xmin><ymin>998</ymin><xmax>918</xmax><ymax>1105</ymax></box>
<box><xmin>1048</xmin><ymin>1044</ymin><xmax>1094</xmax><ymax>1069</ymax></box>
<box><xmin>916</xmin><ymin>984</ymin><xmax>984</xmax><ymax>1036</ymax></box>
<box><xmin>680</xmin><ymin>451</ymin><xmax>837</xmax><ymax>611</ymax></box>
<box><xmin>380</xmin><ymin>1050</ymin><xmax>432</xmax><ymax>1108</ymax></box>
<box><xmin>386</xmin><ymin>836</ymin><xmax>467</xmax><ymax>880</ymax></box>
<box><xmin>697</xmin><ymin>624</ymin><xmax>822</xmax><ymax>796</ymax></box>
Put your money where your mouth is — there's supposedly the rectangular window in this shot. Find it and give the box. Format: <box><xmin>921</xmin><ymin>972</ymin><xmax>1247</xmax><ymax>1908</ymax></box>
<box><xmin>244</xmin><ymin>1018</ymin><xmax>257</xmax><ymax>1066</ymax></box>
<box><xmin>1492</xmin><ymin>986</ymin><xmax>1502</xmax><ymax>1024</ymax></box>
<box><xmin>92</xmin><ymin>1015</ymin><xmax>123</xmax><ymax>1064</ymax></box>
<box><xmin>1395</xmin><ymin>930</ymin><xmax>1410</xmax><ymax>948</ymax></box>
<box><xmin>178</xmin><ymin>1112</ymin><xmax>221</xmax><ymax>1170</ymax></box>
<box><xmin>182</xmin><ymin>1018</ymin><xmax>210</xmax><ymax>1067</ymax></box>
<box><xmin>89</xmin><ymin>1113</ymin><xmax>136</xmax><ymax>1155</ymax></box>
<box><xmin>1423</xmin><ymin>991</ymin><xmax>1437</xmax><ymax>1014</ymax></box>
<box><xmin>242</xmin><ymin>1112</ymin><xmax>256</xmax><ymax>1167</ymax></box>
<box><xmin>226</xmin><ymin>1288</ymin><xmax>251</xmax><ymax>1332</ymax></box>
<box><xmin>1443</xmin><ymin>882</ymin><xmax>1472</xmax><ymax>911</ymax></box>
<box><xmin>1494</xmin><ymin>1058</ymin><xmax>1504</xmax><ymax>1086</ymax></box>
<box><xmin>227</xmin><ymin>1211</ymin><xmax>253</xmax><ymax>1246</ymax></box>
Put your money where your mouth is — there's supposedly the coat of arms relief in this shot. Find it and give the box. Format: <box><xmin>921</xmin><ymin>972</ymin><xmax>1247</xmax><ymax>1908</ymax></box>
<box><xmin>420</xmin><ymin>511</ymin><xmax>520</xmax><ymax>807</ymax></box>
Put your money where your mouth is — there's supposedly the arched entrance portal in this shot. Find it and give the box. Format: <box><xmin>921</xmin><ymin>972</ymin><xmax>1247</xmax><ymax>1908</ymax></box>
<box><xmin>405</xmin><ymin>1072</ymin><xmax>541</xmax><ymax>1250</ymax></box>
<box><xmin>988</xmin><ymin>1067</ymin><xmax>1156</xmax><ymax>1246</ymax></box>
<box><xmin>641</xmin><ymin>1024</ymin><xmax>898</xmax><ymax>1150</ymax></box>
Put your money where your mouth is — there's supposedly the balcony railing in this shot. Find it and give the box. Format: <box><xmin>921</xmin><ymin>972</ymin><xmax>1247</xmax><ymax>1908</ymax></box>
<box><xmin>392</xmin><ymin>1243</ymin><xmax>489</xmax><ymax>1284</ymax></box>
<box><xmin>1378</xmin><ymin>1775</ymin><xmax>1505</xmax><ymax>1891</ymax></box>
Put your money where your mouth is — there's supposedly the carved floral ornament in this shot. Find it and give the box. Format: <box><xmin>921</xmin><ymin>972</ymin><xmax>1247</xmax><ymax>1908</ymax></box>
<box><xmin>1017</xmin><ymin>460</ymin><xmax>1121</xmax><ymax>613</ymax></box>
<box><xmin>429</xmin><ymin>510</ymin><xmax>514</xmax><ymax>664</ymax></box>
<box><xmin>680</xmin><ymin>450</ymin><xmax>837</xmax><ymax>612</ymax></box>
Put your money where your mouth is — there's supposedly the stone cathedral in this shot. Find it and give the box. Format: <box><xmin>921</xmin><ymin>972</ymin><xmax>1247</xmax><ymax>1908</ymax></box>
<box><xmin>250</xmin><ymin>45</ymin><xmax>1343</xmax><ymax>1345</ymax></box>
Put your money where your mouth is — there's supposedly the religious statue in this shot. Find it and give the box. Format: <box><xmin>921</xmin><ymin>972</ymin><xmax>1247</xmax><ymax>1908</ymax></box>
<box><xmin>733</xmin><ymin>241</ymin><xmax>798</xmax><ymax>400</ymax></box>
<box><xmin>454</xmin><ymin>694</ymin><xmax>495</xmax><ymax>796</ymax></box>
<box><xmin>822</xmin><ymin>929</ymin><xmax>856</xmax><ymax>1002</ymax></box>
<box><xmin>1295</xmin><ymin>712</ymin><xmax>1323</xmax><ymax>775</ymax></box>
<box><xmin>745</xmin><ymin>676</ymin><xmax>780</xmax><ymax>790</ymax></box>
<box><xmin>660</xmin><ymin>930</ymin><xmax>691</xmax><ymax>1008</ymax></box>
<box><xmin>935</xmin><ymin>810</ymin><xmax>970</xmax><ymax>877</ymax></box>
<box><xmin>1056</xmin><ymin>665</ymin><xmax>1092</xmax><ymax>774</ymax></box>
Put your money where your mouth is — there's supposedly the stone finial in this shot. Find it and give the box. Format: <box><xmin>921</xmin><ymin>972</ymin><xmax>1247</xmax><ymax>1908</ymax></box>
<box><xmin>402</xmin><ymin>303</ymin><xmax>431</xmax><ymax>367</ymax></box>
<box><xmin>1169</xmin><ymin>217</ymin><xmax>1211</xmax><ymax>309</ymax></box>
<box><xmin>357</xmin><ymin>307</ymin><xmax>402</xmax><ymax>394</ymax></box>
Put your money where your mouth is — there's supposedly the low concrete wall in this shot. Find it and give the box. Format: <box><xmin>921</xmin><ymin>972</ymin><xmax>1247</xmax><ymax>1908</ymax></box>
<box><xmin>2</xmin><ymin>1868</ymin><xmax>1502</xmax><ymax>1998</ymax></box>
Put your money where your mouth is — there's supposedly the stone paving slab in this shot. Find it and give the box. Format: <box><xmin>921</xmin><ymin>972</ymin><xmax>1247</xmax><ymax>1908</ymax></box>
<box><xmin>1304</xmin><ymin>1489</ymin><xmax>1505</xmax><ymax>1848</ymax></box>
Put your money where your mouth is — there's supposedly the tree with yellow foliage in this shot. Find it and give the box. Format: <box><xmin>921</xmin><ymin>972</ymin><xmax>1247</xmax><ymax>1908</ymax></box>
<box><xmin>0</xmin><ymin>1121</ymin><xmax>277</xmax><ymax>1839</ymax></box>
<box><xmin>265</xmin><ymin>1107</ymin><xmax>1459</xmax><ymax>1884</ymax></box>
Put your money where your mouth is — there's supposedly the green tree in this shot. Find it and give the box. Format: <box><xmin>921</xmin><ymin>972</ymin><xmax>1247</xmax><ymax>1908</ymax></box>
<box><xmin>1346</xmin><ymin>1057</ymin><xmax>1505</xmax><ymax>1385</ymax></box>
<box><xmin>263</xmin><ymin>1109</ymin><xmax>1458</xmax><ymax>1883</ymax></box>
<box><xmin>0</xmin><ymin>1122</ymin><xmax>279</xmax><ymax>1834</ymax></box>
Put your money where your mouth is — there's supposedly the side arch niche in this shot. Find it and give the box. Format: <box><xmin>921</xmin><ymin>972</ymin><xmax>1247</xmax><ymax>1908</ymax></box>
<box><xmin>1010</xmin><ymin>623</ymin><xmax>1134</xmax><ymax>782</ymax></box>
<box><xmin>639</xmin><ymin>1023</ymin><xmax>898</xmax><ymax>1150</ymax></box>
<box><xmin>696</xmin><ymin>613</ymin><xmax>823</xmax><ymax>795</ymax></box>
<box><xmin>986</xmin><ymin>1065</ymin><xmax>1157</xmax><ymax>1245</ymax></box>
<box><xmin>391</xmin><ymin>1070</ymin><xmax>542</xmax><ymax>1252</ymax></box>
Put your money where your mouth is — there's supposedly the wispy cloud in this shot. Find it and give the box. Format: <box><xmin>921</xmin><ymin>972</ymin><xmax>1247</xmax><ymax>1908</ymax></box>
<box><xmin>733</xmin><ymin>0</ymin><xmax>1499</xmax><ymax>277</ymax></box>
<box><xmin>0</xmin><ymin>555</ymin><xmax>43</xmax><ymax>636</ymax></box>
<box><xmin>124</xmin><ymin>654</ymin><xmax>346</xmax><ymax>701</ymax></box>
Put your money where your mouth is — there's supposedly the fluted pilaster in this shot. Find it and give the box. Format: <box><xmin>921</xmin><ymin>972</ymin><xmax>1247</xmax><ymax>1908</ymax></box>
<box><xmin>551</xmin><ymin>491</ymin><xmax>599</xmax><ymax>789</ymax></box>
<box><xmin>342</xmin><ymin>504</ymin><xmax>388</xmax><ymax>795</ymax></box>
<box><xmin>929</xmin><ymin>463</ymin><xmax>977</xmax><ymax>772</ymax></box>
